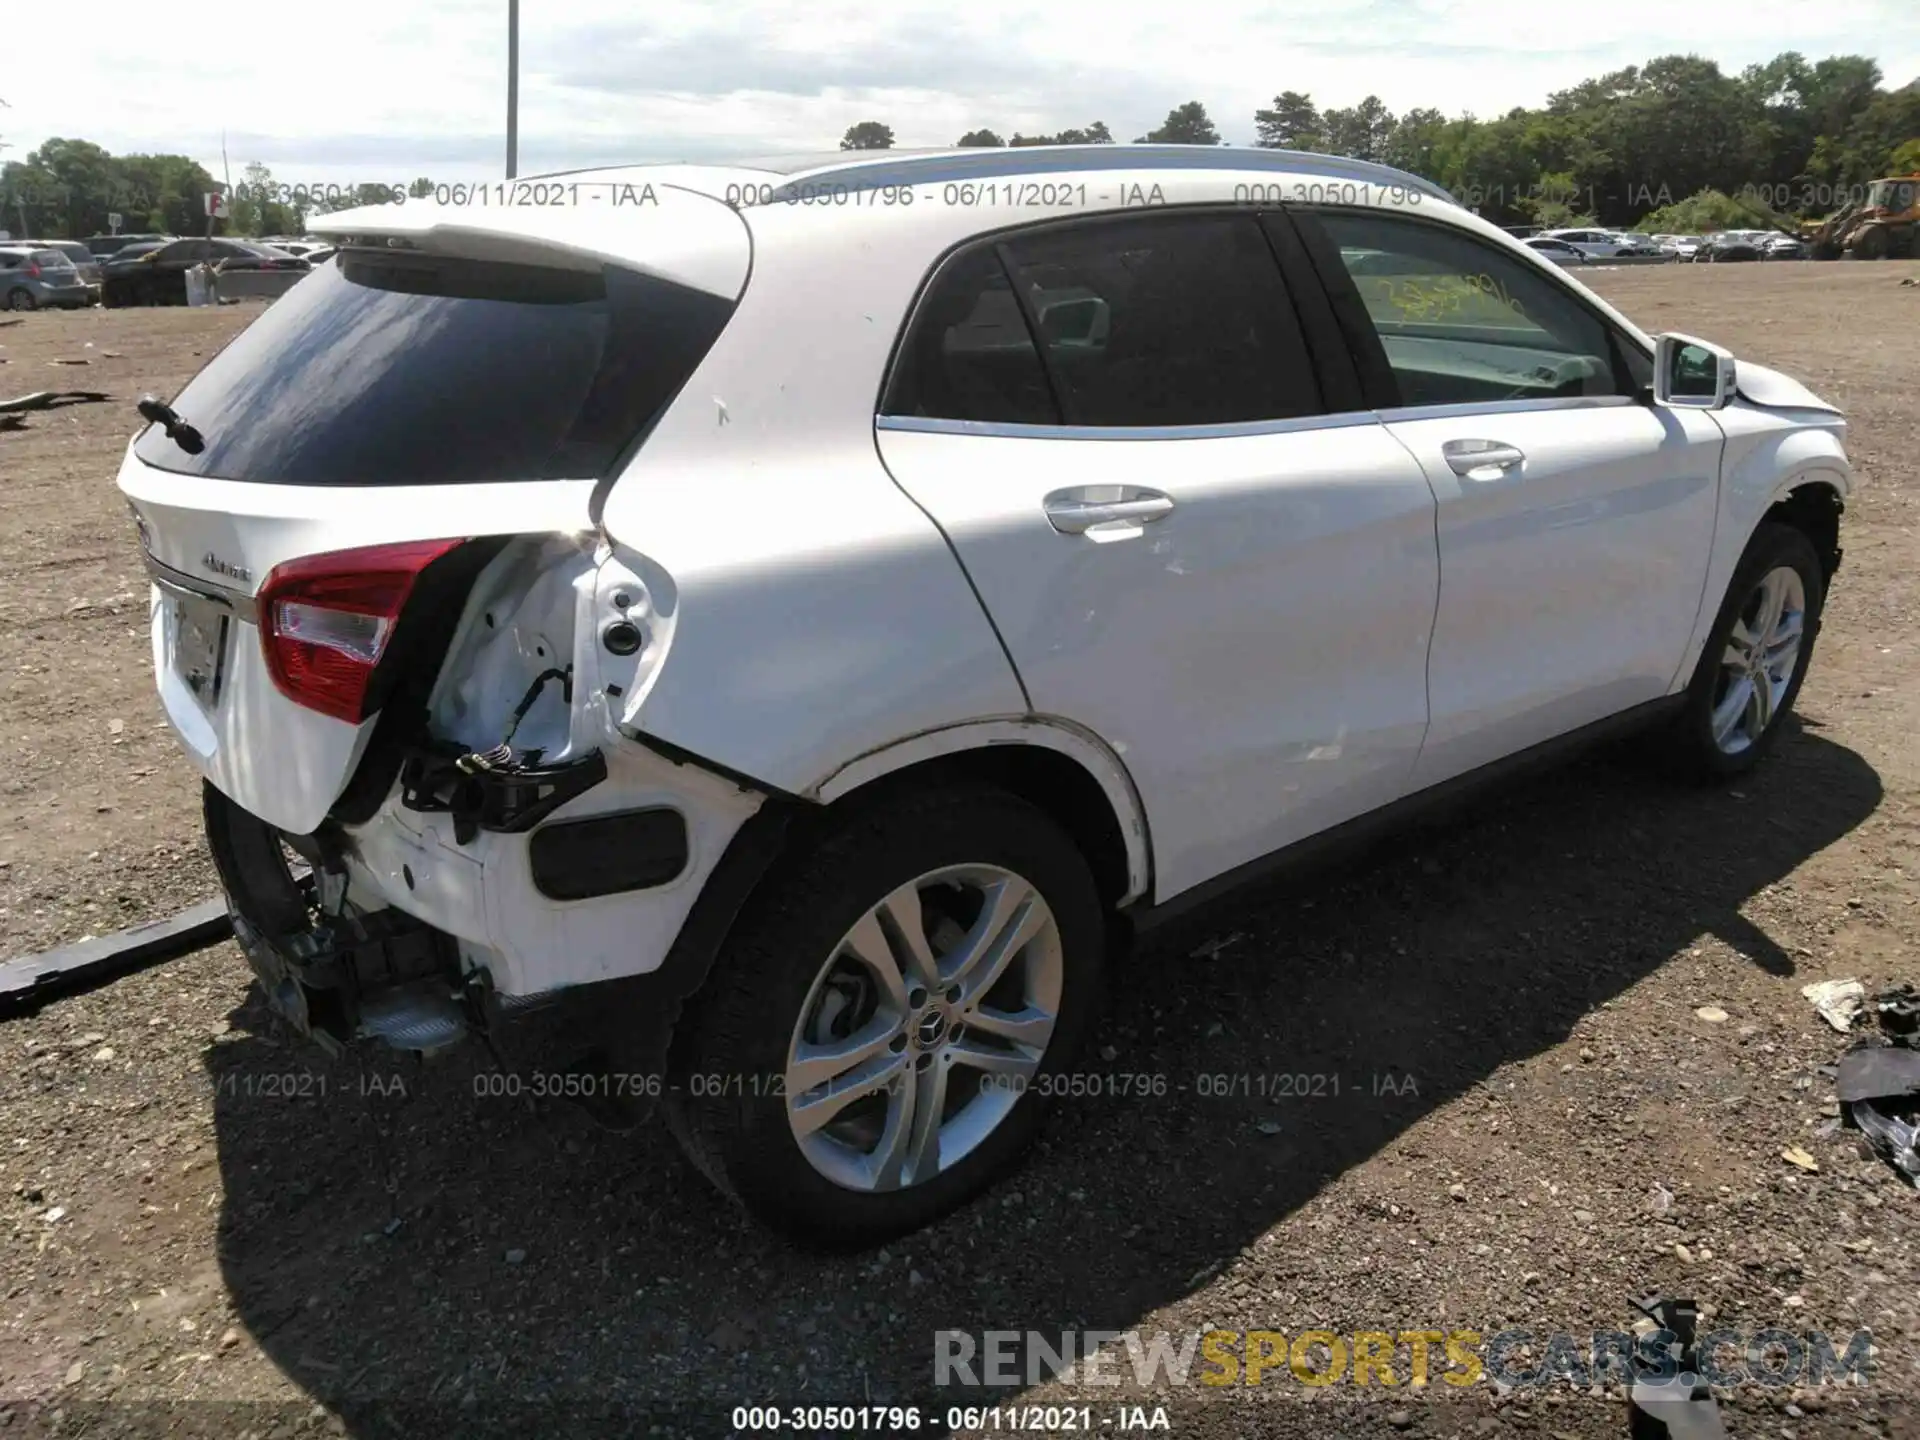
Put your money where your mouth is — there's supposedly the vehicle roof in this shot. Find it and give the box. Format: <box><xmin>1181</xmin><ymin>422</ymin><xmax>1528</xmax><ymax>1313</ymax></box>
<box><xmin>309</xmin><ymin>144</ymin><xmax>1666</xmax><ymax>352</ymax></box>
<box><xmin>526</xmin><ymin>144</ymin><xmax>1457</xmax><ymax>205</ymax></box>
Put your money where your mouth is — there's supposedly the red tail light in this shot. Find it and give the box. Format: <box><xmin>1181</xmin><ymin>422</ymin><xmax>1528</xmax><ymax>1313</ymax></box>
<box><xmin>25</xmin><ymin>263</ymin><xmax>40</xmax><ymax>278</ymax></box>
<box><xmin>257</xmin><ymin>539</ymin><xmax>466</xmax><ymax>723</ymax></box>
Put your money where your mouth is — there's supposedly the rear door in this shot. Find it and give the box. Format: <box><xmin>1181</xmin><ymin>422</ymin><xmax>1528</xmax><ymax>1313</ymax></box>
<box><xmin>874</xmin><ymin>209</ymin><xmax>1440</xmax><ymax>902</ymax></box>
<box><xmin>119</xmin><ymin>194</ymin><xmax>749</xmax><ymax>834</ymax></box>
<box><xmin>1290</xmin><ymin>205</ymin><xmax>1723</xmax><ymax>788</ymax></box>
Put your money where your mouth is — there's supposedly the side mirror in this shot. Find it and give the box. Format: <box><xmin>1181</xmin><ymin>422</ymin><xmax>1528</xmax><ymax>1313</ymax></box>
<box><xmin>1653</xmin><ymin>332</ymin><xmax>1736</xmax><ymax>409</ymax></box>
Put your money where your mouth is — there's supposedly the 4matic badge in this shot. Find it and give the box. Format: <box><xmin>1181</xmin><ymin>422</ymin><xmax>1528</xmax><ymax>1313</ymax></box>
<box><xmin>202</xmin><ymin>551</ymin><xmax>252</xmax><ymax>584</ymax></box>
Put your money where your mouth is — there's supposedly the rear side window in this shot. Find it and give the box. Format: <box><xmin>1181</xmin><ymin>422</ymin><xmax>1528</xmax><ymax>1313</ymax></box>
<box><xmin>133</xmin><ymin>254</ymin><xmax>735</xmax><ymax>486</ymax></box>
<box><xmin>881</xmin><ymin>246</ymin><xmax>1060</xmax><ymax>425</ymax></box>
<box><xmin>884</xmin><ymin>212</ymin><xmax>1322</xmax><ymax>429</ymax></box>
<box><xmin>33</xmin><ymin>250</ymin><xmax>73</xmax><ymax>268</ymax></box>
<box><xmin>999</xmin><ymin>212</ymin><xmax>1322</xmax><ymax>426</ymax></box>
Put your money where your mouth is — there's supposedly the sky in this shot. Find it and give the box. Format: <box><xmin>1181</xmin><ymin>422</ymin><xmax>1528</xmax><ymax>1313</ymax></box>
<box><xmin>3</xmin><ymin>0</ymin><xmax>1917</xmax><ymax>186</ymax></box>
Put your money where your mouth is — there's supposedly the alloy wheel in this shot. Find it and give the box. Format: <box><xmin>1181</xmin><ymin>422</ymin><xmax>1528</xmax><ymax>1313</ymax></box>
<box><xmin>1711</xmin><ymin>564</ymin><xmax>1807</xmax><ymax>755</ymax></box>
<box><xmin>784</xmin><ymin>864</ymin><xmax>1063</xmax><ymax>1193</ymax></box>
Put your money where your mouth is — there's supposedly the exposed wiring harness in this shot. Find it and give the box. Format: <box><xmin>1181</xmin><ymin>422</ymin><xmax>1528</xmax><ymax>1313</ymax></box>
<box><xmin>457</xmin><ymin>667</ymin><xmax>571</xmax><ymax>774</ymax></box>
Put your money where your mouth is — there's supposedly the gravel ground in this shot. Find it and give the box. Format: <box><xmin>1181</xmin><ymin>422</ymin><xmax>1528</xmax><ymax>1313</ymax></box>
<box><xmin>1</xmin><ymin>264</ymin><xmax>1917</xmax><ymax>1439</ymax></box>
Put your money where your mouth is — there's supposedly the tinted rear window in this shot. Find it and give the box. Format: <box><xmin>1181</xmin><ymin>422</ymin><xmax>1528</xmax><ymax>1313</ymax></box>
<box><xmin>133</xmin><ymin>253</ymin><xmax>735</xmax><ymax>486</ymax></box>
<box><xmin>998</xmin><ymin>212</ymin><xmax>1323</xmax><ymax>427</ymax></box>
<box><xmin>33</xmin><ymin>250</ymin><xmax>74</xmax><ymax>268</ymax></box>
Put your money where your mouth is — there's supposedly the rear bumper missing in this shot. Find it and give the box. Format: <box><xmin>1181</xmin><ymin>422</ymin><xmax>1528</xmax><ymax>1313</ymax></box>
<box><xmin>230</xmin><ymin>904</ymin><xmax>468</xmax><ymax>1057</ymax></box>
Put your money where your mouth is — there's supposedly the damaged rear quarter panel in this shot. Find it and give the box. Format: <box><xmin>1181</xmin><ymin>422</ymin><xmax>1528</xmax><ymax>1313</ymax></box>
<box><xmin>594</xmin><ymin>202</ymin><xmax>1030</xmax><ymax>792</ymax></box>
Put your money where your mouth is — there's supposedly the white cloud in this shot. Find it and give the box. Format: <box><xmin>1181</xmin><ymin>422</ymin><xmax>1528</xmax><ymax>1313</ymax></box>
<box><xmin>3</xmin><ymin>0</ymin><xmax>1915</xmax><ymax>183</ymax></box>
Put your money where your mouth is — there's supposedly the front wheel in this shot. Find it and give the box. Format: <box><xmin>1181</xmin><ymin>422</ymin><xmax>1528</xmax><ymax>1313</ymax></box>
<box><xmin>665</xmin><ymin>784</ymin><xmax>1106</xmax><ymax>1247</ymax></box>
<box><xmin>1656</xmin><ymin>523</ymin><xmax>1825</xmax><ymax>780</ymax></box>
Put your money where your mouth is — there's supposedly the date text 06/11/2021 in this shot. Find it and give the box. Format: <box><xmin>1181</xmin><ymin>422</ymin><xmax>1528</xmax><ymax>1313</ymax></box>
<box><xmin>230</xmin><ymin>181</ymin><xmax>668</xmax><ymax>208</ymax></box>
<box><xmin>728</xmin><ymin>1405</ymin><xmax>1172</xmax><ymax>1432</ymax></box>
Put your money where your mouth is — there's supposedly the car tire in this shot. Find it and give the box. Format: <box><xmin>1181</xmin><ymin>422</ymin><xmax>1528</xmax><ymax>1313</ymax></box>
<box><xmin>664</xmin><ymin>783</ymin><xmax>1106</xmax><ymax>1248</ymax></box>
<box><xmin>5</xmin><ymin>288</ymin><xmax>35</xmax><ymax>311</ymax></box>
<box><xmin>1654</xmin><ymin>522</ymin><xmax>1825</xmax><ymax>782</ymax></box>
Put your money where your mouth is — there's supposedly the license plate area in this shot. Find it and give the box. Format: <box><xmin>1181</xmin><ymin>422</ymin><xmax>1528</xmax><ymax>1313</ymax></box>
<box><xmin>168</xmin><ymin>589</ymin><xmax>232</xmax><ymax>706</ymax></box>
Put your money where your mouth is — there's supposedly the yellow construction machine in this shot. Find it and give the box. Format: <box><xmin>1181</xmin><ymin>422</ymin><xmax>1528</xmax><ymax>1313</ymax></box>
<box><xmin>1804</xmin><ymin>174</ymin><xmax>1920</xmax><ymax>259</ymax></box>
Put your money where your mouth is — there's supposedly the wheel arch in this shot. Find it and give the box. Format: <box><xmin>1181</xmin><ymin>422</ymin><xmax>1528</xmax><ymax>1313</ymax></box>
<box><xmin>807</xmin><ymin>718</ymin><xmax>1152</xmax><ymax>910</ymax></box>
<box><xmin>1669</xmin><ymin>458</ymin><xmax>1850</xmax><ymax>696</ymax></box>
<box><xmin>1763</xmin><ymin>470</ymin><xmax>1848</xmax><ymax>585</ymax></box>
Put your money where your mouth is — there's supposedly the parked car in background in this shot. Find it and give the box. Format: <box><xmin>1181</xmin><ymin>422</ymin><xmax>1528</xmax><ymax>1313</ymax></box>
<box><xmin>1537</xmin><ymin>227</ymin><xmax>1632</xmax><ymax>258</ymax></box>
<box><xmin>1697</xmin><ymin>232</ymin><xmax>1762</xmax><ymax>263</ymax></box>
<box><xmin>102</xmin><ymin>237</ymin><xmax>312</xmax><ymax>306</ymax></box>
<box><xmin>0</xmin><ymin>245</ymin><xmax>94</xmax><ymax>309</ymax></box>
<box><xmin>1662</xmin><ymin>235</ymin><xmax>1706</xmax><ymax>260</ymax></box>
<box><xmin>1760</xmin><ymin>232</ymin><xmax>1808</xmax><ymax>260</ymax></box>
<box><xmin>98</xmin><ymin>240</ymin><xmax>169</xmax><ymax>280</ymax></box>
<box><xmin>1523</xmin><ymin>235</ymin><xmax>1589</xmax><ymax>265</ymax></box>
<box><xmin>16</xmin><ymin>240</ymin><xmax>104</xmax><ymax>299</ymax></box>
<box><xmin>122</xmin><ymin>146</ymin><xmax>1852</xmax><ymax>1244</ymax></box>
<box><xmin>86</xmin><ymin>232</ymin><xmax>173</xmax><ymax>258</ymax></box>
<box><xmin>1607</xmin><ymin>233</ymin><xmax>1666</xmax><ymax>258</ymax></box>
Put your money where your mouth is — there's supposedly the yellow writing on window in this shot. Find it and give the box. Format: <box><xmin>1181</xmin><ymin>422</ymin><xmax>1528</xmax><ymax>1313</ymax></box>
<box><xmin>1358</xmin><ymin>272</ymin><xmax>1534</xmax><ymax>326</ymax></box>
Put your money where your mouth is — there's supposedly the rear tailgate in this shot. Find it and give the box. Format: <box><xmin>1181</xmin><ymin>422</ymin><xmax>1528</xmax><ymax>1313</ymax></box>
<box><xmin>120</xmin><ymin>188</ymin><xmax>749</xmax><ymax>835</ymax></box>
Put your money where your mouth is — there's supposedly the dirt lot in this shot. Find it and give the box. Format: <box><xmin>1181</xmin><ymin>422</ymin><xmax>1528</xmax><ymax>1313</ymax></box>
<box><xmin>1</xmin><ymin>264</ymin><xmax>1917</xmax><ymax>1438</ymax></box>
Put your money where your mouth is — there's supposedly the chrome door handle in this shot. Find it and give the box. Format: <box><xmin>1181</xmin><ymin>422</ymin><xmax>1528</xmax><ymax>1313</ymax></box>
<box><xmin>1043</xmin><ymin>490</ymin><xmax>1175</xmax><ymax>535</ymax></box>
<box><xmin>1442</xmin><ymin>439</ymin><xmax>1525</xmax><ymax>479</ymax></box>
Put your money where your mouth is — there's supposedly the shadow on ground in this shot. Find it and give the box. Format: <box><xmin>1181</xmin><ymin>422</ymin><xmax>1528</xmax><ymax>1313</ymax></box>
<box><xmin>200</xmin><ymin>724</ymin><xmax>1882</xmax><ymax>1435</ymax></box>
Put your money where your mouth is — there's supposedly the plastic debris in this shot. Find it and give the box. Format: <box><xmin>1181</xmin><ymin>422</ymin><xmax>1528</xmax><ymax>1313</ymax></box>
<box><xmin>1850</xmin><ymin>1101</ymin><xmax>1920</xmax><ymax>1187</ymax></box>
<box><xmin>1829</xmin><ymin>985</ymin><xmax>1920</xmax><ymax>1188</ymax></box>
<box><xmin>1836</xmin><ymin>1044</ymin><xmax>1920</xmax><ymax>1105</ymax></box>
<box><xmin>1628</xmin><ymin>1294</ymin><xmax>1729</xmax><ymax>1439</ymax></box>
<box><xmin>0</xmin><ymin>389</ymin><xmax>111</xmax><ymax>431</ymax></box>
<box><xmin>1800</xmin><ymin>978</ymin><xmax>1866</xmax><ymax>1032</ymax></box>
<box><xmin>1875</xmin><ymin>983</ymin><xmax>1919</xmax><ymax>1038</ymax></box>
<box><xmin>1781</xmin><ymin>1145</ymin><xmax>1820</xmax><ymax>1172</ymax></box>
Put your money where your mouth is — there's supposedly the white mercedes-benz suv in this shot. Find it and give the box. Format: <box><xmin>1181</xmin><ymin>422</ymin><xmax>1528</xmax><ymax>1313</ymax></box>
<box><xmin>120</xmin><ymin>145</ymin><xmax>1851</xmax><ymax>1246</ymax></box>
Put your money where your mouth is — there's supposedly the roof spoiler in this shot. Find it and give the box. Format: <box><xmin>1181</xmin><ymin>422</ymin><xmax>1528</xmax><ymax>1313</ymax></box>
<box><xmin>307</xmin><ymin>185</ymin><xmax>750</xmax><ymax>300</ymax></box>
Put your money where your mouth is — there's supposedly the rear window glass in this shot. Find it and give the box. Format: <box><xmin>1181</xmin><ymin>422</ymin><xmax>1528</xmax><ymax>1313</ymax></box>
<box><xmin>133</xmin><ymin>253</ymin><xmax>735</xmax><ymax>486</ymax></box>
<box><xmin>33</xmin><ymin>250</ymin><xmax>73</xmax><ymax>268</ymax></box>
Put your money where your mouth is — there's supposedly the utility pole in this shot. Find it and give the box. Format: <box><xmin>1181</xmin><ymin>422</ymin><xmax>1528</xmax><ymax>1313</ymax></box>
<box><xmin>505</xmin><ymin>0</ymin><xmax>519</xmax><ymax>179</ymax></box>
<box><xmin>0</xmin><ymin>96</ymin><xmax>16</xmax><ymax>237</ymax></box>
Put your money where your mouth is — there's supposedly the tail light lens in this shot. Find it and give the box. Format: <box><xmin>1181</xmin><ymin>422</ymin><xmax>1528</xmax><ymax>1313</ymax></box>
<box><xmin>25</xmin><ymin>263</ymin><xmax>40</xmax><ymax>278</ymax></box>
<box><xmin>257</xmin><ymin>538</ymin><xmax>466</xmax><ymax>723</ymax></box>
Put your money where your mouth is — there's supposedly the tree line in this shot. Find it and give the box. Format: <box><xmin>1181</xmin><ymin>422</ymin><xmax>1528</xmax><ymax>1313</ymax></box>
<box><xmin>846</xmin><ymin>52</ymin><xmax>1918</xmax><ymax>230</ymax></box>
<box><xmin>0</xmin><ymin>142</ymin><xmax>434</xmax><ymax>241</ymax></box>
<box><xmin>4</xmin><ymin>49</ymin><xmax>1914</xmax><ymax>241</ymax></box>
